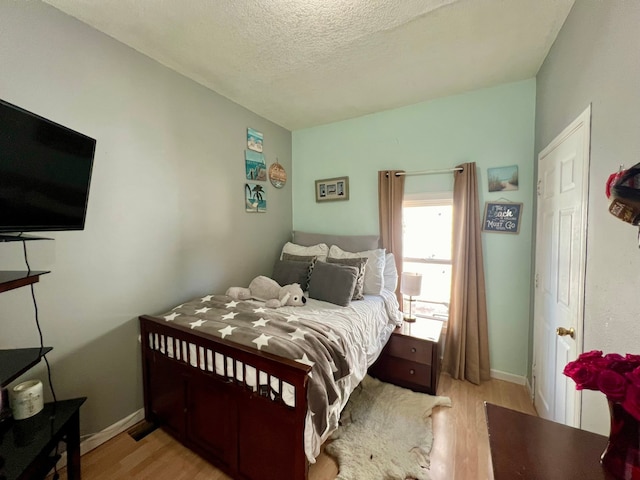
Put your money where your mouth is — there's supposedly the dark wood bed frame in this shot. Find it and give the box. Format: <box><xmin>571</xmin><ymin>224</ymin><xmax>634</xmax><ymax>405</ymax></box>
<box><xmin>139</xmin><ymin>315</ymin><xmax>313</xmax><ymax>480</ymax></box>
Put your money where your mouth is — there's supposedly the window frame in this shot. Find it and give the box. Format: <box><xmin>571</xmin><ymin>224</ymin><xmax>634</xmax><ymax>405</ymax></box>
<box><xmin>402</xmin><ymin>192</ymin><xmax>453</xmax><ymax>323</ymax></box>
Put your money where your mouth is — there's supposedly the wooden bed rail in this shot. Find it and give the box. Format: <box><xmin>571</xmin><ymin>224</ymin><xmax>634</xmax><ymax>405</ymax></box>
<box><xmin>139</xmin><ymin>315</ymin><xmax>312</xmax><ymax>480</ymax></box>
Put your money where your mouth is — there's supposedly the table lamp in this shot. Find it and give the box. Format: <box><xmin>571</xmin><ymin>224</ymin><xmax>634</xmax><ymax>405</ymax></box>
<box><xmin>401</xmin><ymin>272</ymin><xmax>422</xmax><ymax>323</ymax></box>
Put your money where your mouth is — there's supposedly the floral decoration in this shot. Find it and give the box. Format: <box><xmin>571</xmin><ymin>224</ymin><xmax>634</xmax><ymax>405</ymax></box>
<box><xmin>563</xmin><ymin>350</ymin><xmax>640</xmax><ymax>421</ymax></box>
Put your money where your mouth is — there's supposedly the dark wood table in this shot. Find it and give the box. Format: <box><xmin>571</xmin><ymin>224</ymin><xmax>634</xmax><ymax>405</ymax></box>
<box><xmin>368</xmin><ymin>319</ymin><xmax>442</xmax><ymax>395</ymax></box>
<box><xmin>0</xmin><ymin>397</ymin><xmax>86</xmax><ymax>480</ymax></box>
<box><xmin>485</xmin><ymin>402</ymin><xmax>613</xmax><ymax>480</ymax></box>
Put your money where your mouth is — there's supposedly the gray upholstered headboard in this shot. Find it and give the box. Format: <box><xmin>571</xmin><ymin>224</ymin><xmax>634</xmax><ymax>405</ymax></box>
<box><xmin>291</xmin><ymin>231</ymin><xmax>380</xmax><ymax>252</ymax></box>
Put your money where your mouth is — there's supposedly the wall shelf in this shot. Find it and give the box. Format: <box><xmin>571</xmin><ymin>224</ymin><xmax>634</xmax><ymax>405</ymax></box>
<box><xmin>0</xmin><ymin>271</ymin><xmax>50</xmax><ymax>294</ymax></box>
<box><xmin>0</xmin><ymin>260</ymin><xmax>85</xmax><ymax>479</ymax></box>
<box><xmin>0</xmin><ymin>348</ymin><xmax>53</xmax><ymax>386</ymax></box>
<box><xmin>0</xmin><ymin>235</ymin><xmax>52</xmax><ymax>243</ymax></box>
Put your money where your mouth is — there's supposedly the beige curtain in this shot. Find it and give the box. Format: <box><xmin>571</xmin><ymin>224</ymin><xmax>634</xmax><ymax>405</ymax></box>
<box><xmin>378</xmin><ymin>170</ymin><xmax>405</xmax><ymax>305</ymax></box>
<box><xmin>442</xmin><ymin>162</ymin><xmax>490</xmax><ymax>385</ymax></box>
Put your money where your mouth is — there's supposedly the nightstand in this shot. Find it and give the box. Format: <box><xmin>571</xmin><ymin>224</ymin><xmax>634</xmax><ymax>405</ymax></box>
<box><xmin>369</xmin><ymin>319</ymin><xmax>443</xmax><ymax>395</ymax></box>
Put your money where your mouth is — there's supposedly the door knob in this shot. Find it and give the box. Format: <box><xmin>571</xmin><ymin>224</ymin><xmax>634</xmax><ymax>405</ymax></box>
<box><xmin>556</xmin><ymin>327</ymin><xmax>575</xmax><ymax>339</ymax></box>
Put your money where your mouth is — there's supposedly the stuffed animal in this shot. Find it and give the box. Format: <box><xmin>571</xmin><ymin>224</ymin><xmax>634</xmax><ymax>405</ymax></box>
<box><xmin>226</xmin><ymin>276</ymin><xmax>306</xmax><ymax>308</ymax></box>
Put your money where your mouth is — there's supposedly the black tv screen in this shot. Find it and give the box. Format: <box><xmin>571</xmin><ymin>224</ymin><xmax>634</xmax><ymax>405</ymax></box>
<box><xmin>0</xmin><ymin>99</ymin><xmax>96</xmax><ymax>233</ymax></box>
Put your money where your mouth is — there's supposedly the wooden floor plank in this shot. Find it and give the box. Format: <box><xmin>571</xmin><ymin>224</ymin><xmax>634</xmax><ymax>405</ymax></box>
<box><xmin>51</xmin><ymin>374</ymin><xmax>536</xmax><ymax>480</ymax></box>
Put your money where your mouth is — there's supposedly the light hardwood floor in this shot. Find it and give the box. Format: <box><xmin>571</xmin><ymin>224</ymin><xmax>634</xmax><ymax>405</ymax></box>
<box><xmin>54</xmin><ymin>374</ymin><xmax>536</xmax><ymax>480</ymax></box>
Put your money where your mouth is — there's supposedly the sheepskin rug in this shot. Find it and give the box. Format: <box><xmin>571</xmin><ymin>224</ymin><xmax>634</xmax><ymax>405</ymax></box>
<box><xmin>326</xmin><ymin>375</ymin><xmax>451</xmax><ymax>480</ymax></box>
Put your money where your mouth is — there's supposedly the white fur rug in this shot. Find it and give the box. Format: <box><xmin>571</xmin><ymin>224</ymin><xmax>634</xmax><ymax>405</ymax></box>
<box><xmin>326</xmin><ymin>375</ymin><xmax>451</xmax><ymax>480</ymax></box>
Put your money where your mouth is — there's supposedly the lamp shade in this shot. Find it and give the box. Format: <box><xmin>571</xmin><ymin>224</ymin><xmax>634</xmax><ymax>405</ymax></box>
<box><xmin>401</xmin><ymin>272</ymin><xmax>423</xmax><ymax>297</ymax></box>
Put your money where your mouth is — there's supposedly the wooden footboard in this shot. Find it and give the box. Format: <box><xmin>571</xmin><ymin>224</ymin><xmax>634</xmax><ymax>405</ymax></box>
<box><xmin>139</xmin><ymin>315</ymin><xmax>311</xmax><ymax>480</ymax></box>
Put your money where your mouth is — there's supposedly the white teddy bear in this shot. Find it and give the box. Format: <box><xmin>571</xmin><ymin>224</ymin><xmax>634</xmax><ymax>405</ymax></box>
<box><xmin>226</xmin><ymin>275</ymin><xmax>306</xmax><ymax>308</ymax></box>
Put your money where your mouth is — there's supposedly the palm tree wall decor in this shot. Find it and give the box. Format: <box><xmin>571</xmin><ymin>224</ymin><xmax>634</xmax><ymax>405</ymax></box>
<box><xmin>245</xmin><ymin>183</ymin><xmax>267</xmax><ymax>213</ymax></box>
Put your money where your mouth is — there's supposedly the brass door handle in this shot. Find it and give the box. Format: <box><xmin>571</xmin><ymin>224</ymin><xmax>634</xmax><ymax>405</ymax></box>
<box><xmin>556</xmin><ymin>327</ymin><xmax>575</xmax><ymax>339</ymax></box>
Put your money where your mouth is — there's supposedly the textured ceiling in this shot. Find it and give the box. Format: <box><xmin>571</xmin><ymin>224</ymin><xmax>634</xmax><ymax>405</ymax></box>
<box><xmin>43</xmin><ymin>0</ymin><xmax>575</xmax><ymax>130</ymax></box>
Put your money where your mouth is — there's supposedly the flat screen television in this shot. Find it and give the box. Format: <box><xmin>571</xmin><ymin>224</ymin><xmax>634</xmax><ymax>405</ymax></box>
<box><xmin>0</xmin><ymin>99</ymin><xmax>96</xmax><ymax>233</ymax></box>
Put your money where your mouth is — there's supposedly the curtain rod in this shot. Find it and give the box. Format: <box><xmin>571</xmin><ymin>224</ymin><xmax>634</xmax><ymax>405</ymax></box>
<box><xmin>395</xmin><ymin>167</ymin><xmax>463</xmax><ymax>177</ymax></box>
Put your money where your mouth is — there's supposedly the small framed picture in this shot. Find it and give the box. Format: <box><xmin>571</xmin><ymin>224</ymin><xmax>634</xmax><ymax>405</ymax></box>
<box><xmin>315</xmin><ymin>176</ymin><xmax>349</xmax><ymax>202</ymax></box>
<box><xmin>245</xmin><ymin>150</ymin><xmax>266</xmax><ymax>181</ymax></box>
<box><xmin>488</xmin><ymin>165</ymin><xmax>519</xmax><ymax>192</ymax></box>
<box><xmin>247</xmin><ymin>128</ymin><xmax>263</xmax><ymax>153</ymax></box>
<box><xmin>245</xmin><ymin>183</ymin><xmax>267</xmax><ymax>213</ymax></box>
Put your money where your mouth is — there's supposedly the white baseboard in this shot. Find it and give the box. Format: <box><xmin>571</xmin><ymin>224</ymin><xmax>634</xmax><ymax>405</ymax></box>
<box><xmin>490</xmin><ymin>369</ymin><xmax>527</xmax><ymax>385</ymax></box>
<box><xmin>55</xmin><ymin>408</ymin><xmax>144</xmax><ymax>469</ymax></box>
<box><xmin>525</xmin><ymin>376</ymin><xmax>534</xmax><ymax>401</ymax></box>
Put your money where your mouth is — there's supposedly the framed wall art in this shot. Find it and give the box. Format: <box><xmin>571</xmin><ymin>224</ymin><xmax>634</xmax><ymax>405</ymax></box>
<box><xmin>245</xmin><ymin>150</ymin><xmax>266</xmax><ymax>181</ymax></box>
<box><xmin>245</xmin><ymin>183</ymin><xmax>267</xmax><ymax>213</ymax></box>
<box><xmin>488</xmin><ymin>165</ymin><xmax>519</xmax><ymax>192</ymax></box>
<box><xmin>247</xmin><ymin>128</ymin><xmax>263</xmax><ymax>153</ymax></box>
<box><xmin>482</xmin><ymin>201</ymin><xmax>522</xmax><ymax>234</ymax></box>
<box><xmin>315</xmin><ymin>176</ymin><xmax>349</xmax><ymax>202</ymax></box>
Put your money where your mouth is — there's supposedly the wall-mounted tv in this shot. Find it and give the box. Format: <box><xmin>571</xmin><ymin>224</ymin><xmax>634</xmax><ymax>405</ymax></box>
<box><xmin>0</xmin><ymin>99</ymin><xmax>96</xmax><ymax>233</ymax></box>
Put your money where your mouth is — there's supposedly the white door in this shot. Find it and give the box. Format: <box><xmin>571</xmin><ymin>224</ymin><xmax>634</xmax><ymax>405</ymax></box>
<box><xmin>533</xmin><ymin>106</ymin><xmax>591</xmax><ymax>427</ymax></box>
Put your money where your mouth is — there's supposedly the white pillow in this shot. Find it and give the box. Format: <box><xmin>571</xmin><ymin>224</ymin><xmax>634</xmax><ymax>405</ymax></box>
<box><xmin>328</xmin><ymin>245</ymin><xmax>386</xmax><ymax>295</ymax></box>
<box><xmin>383</xmin><ymin>253</ymin><xmax>398</xmax><ymax>292</ymax></box>
<box><xmin>281</xmin><ymin>242</ymin><xmax>329</xmax><ymax>261</ymax></box>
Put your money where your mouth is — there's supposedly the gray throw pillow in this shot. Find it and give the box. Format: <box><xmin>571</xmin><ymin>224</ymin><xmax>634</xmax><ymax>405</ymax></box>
<box><xmin>272</xmin><ymin>259</ymin><xmax>311</xmax><ymax>289</ymax></box>
<box><xmin>308</xmin><ymin>261</ymin><xmax>358</xmax><ymax>307</ymax></box>
<box><xmin>327</xmin><ymin>256</ymin><xmax>368</xmax><ymax>300</ymax></box>
<box><xmin>281</xmin><ymin>253</ymin><xmax>317</xmax><ymax>290</ymax></box>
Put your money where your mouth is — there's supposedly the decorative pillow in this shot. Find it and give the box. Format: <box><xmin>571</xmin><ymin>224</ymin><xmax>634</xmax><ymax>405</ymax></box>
<box><xmin>282</xmin><ymin>253</ymin><xmax>316</xmax><ymax>264</ymax></box>
<box><xmin>327</xmin><ymin>256</ymin><xmax>368</xmax><ymax>300</ymax></box>
<box><xmin>281</xmin><ymin>253</ymin><xmax>317</xmax><ymax>291</ymax></box>
<box><xmin>308</xmin><ymin>261</ymin><xmax>358</xmax><ymax>307</ymax></box>
<box><xmin>328</xmin><ymin>245</ymin><xmax>386</xmax><ymax>295</ymax></box>
<box><xmin>272</xmin><ymin>259</ymin><xmax>311</xmax><ymax>289</ymax></box>
<box><xmin>383</xmin><ymin>253</ymin><xmax>399</xmax><ymax>292</ymax></box>
<box><xmin>281</xmin><ymin>242</ymin><xmax>329</xmax><ymax>262</ymax></box>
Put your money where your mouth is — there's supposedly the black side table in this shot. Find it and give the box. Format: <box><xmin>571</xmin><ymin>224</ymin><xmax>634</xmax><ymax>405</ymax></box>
<box><xmin>0</xmin><ymin>397</ymin><xmax>86</xmax><ymax>480</ymax></box>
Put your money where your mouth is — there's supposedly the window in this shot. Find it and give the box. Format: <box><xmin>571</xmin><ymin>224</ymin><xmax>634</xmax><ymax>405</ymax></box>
<box><xmin>402</xmin><ymin>194</ymin><xmax>453</xmax><ymax>322</ymax></box>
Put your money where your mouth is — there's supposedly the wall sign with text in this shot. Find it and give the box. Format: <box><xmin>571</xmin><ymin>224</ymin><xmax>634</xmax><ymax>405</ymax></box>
<box><xmin>482</xmin><ymin>202</ymin><xmax>523</xmax><ymax>234</ymax></box>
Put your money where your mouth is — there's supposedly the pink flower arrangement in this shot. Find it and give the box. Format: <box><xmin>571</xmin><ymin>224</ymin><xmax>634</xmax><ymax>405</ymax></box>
<box><xmin>563</xmin><ymin>350</ymin><xmax>640</xmax><ymax>421</ymax></box>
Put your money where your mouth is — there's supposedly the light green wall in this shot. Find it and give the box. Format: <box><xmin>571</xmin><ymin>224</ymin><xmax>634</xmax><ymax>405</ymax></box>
<box><xmin>292</xmin><ymin>79</ymin><xmax>536</xmax><ymax>377</ymax></box>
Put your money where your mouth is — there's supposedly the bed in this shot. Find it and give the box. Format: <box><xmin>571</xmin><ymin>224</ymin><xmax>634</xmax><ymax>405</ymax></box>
<box><xmin>139</xmin><ymin>233</ymin><xmax>402</xmax><ymax>480</ymax></box>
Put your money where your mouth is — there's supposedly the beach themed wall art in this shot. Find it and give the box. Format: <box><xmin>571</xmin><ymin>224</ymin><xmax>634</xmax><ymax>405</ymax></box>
<box><xmin>245</xmin><ymin>183</ymin><xmax>267</xmax><ymax>213</ymax></box>
<box><xmin>315</xmin><ymin>176</ymin><xmax>349</xmax><ymax>202</ymax></box>
<box><xmin>488</xmin><ymin>165</ymin><xmax>519</xmax><ymax>192</ymax></box>
<box><xmin>247</xmin><ymin>128</ymin><xmax>263</xmax><ymax>153</ymax></box>
<box><xmin>482</xmin><ymin>201</ymin><xmax>522</xmax><ymax>233</ymax></box>
<box><xmin>245</xmin><ymin>150</ymin><xmax>266</xmax><ymax>181</ymax></box>
<box><xmin>268</xmin><ymin>161</ymin><xmax>287</xmax><ymax>189</ymax></box>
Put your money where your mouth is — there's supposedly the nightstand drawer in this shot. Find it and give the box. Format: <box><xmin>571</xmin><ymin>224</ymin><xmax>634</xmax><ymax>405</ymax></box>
<box><xmin>371</xmin><ymin>356</ymin><xmax>432</xmax><ymax>391</ymax></box>
<box><xmin>387</xmin><ymin>334</ymin><xmax>433</xmax><ymax>365</ymax></box>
